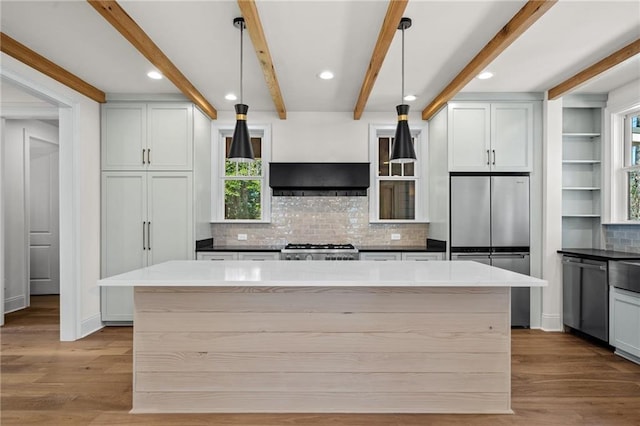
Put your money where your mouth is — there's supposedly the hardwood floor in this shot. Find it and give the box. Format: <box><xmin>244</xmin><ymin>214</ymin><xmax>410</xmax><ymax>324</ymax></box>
<box><xmin>1</xmin><ymin>295</ymin><xmax>639</xmax><ymax>425</ymax></box>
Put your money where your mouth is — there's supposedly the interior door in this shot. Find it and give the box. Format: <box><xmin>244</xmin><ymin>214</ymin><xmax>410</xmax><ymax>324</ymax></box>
<box><xmin>28</xmin><ymin>136</ymin><xmax>59</xmax><ymax>295</ymax></box>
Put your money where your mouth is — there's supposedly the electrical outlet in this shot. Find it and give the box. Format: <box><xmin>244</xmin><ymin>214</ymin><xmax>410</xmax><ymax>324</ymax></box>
<box><xmin>391</xmin><ymin>233</ymin><xmax>401</xmax><ymax>240</ymax></box>
<box><xmin>237</xmin><ymin>234</ymin><xmax>248</xmax><ymax>241</ymax></box>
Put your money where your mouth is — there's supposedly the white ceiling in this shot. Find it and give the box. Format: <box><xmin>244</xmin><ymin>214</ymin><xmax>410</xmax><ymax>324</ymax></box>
<box><xmin>1</xmin><ymin>0</ymin><xmax>639</xmax><ymax>114</ymax></box>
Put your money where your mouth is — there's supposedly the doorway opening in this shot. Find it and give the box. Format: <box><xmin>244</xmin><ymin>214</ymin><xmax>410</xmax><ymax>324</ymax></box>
<box><xmin>1</xmin><ymin>78</ymin><xmax>60</xmax><ymax>328</ymax></box>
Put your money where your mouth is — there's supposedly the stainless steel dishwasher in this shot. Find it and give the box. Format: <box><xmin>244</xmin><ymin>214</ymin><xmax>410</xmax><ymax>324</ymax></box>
<box><xmin>562</xmin><ymin>255</ymin><xmax>609</xmax><ymax>342</ymax></box>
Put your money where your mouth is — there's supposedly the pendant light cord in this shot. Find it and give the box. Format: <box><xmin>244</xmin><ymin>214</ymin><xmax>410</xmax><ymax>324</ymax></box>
<box><xmin>240</xmin><ymin>21</ymin><xmax>244</xmax><ymax>105</ymax></box>
<box><xmin>401</xmin><ymin>23</ymin><xmax>405</xmax><ymax>104</ymax></box>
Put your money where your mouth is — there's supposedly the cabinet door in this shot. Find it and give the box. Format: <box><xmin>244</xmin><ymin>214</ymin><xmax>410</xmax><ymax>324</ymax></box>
<box><xmin>101</xmin><ymin>103</ymin><xmax>147</xmax><ymax>170</ymax></box>
<box><xmin>401</xmin><ymin>252</ymin><xmax>444</xmax><ymax>261</ymax></box>
<box><xmin>147</xmin><ymin>103</ymin><xmax>193</xmax><ymax>170</ymax></box>
<box><xmin>448</xmin><ymin>103</ymin><xmax>491</xmax><ymax>171</ymax></box>
<box><xmin>360</xmin><ymin>252</ymin><xmax>402</xmax><ymax>261</ymax></box>
<box><xmin>101</xmin><ymin>172</ymin><xmax>147</xmax><ymax>322</ymax></box>
<box><xmin>491</xmin><ymin>103</ymin><xmax>533</xmax><ymax>171</ymax></box>
<box><xmin>147</xmin><ymin>172</ymin><xmax>194</xmax><ymax>265</ymax></box>
<box><xmin>611</xmin><ymin>288</ymin><xmax>640</xmax><ymax>358</ymax></box>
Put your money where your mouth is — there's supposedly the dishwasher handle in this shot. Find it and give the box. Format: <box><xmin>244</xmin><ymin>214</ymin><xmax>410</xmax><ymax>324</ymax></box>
<box><xmin>562</xmin><ymin>258</ymin><xmax>606</xmax><ymax>271</ymax></box>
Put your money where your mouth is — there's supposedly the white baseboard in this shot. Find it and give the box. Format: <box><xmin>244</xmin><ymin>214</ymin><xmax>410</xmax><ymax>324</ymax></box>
<box><xmin>541</xmin><ymin>313</ymin><xmax>563</xmax><ymax>331</ymax></box>
<box><xmin>30</xmin><ymin>282</ymin><xmax>60</xmax><ymax>295</ymax></box>
<box><xmin>615</xmin><ymin>349</ymin><xmax>640</xmax><ymax>366</ymax></box>
<box><xmin>80</xmin><ymin>313</ymin><xmax>104</xmax><ymax>338</ymax></box>
<box><xmin>4</xmin><ymin>295</ymin><xmax>27</xmax><ymax>313</ymax></box>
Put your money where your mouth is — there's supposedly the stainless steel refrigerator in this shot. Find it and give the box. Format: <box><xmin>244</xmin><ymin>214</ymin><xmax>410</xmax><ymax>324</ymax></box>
<box><xmin>450</xmin><ymin>173</ymin><xmax>531</xmax><ymax>327</ymax></box>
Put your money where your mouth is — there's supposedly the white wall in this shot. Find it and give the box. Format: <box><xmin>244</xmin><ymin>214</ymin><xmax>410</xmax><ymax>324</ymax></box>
<box><xmin>194</xmin><ymin>107</ymin><xmax>212</xmax><ymax>241</ymax></box>
<box><xmin>0</xmin><ymin>118</ymin><xmax>4</xmax><ymax>325</ymax></box>
<box><xmin>214</xmin><ymin>110</ymin><xmax>424</xmax><ymax>162</ymax></box>
<box><xmin>2</xmin><ymin>120</ymin><xmax>59</xmax><ymax>312</ymax></box>
<box><xmin>1</xmin><ymin>52</ymin><xmax>101</xmax><ymax>340</ymax></box>
<box><xmin>427</xmin><ymin>107</ymin><xmax>449</xmax><ymax>243</ymax></box>
<box><xmin>541</xmin><ymin>96</ymin><xmax>564</xmax><ymax>331</ymax></box>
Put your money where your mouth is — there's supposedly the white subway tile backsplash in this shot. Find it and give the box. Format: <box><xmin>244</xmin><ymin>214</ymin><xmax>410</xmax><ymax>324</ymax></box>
<box><xmin>212</xmin><ymin>197</ymin><xmax>428</xmax><ymax>246</ymax></box>
<box><xmin>604</xmin><ymin>225</ymin><xmax>640</xmax><ymax>253</ymax></box>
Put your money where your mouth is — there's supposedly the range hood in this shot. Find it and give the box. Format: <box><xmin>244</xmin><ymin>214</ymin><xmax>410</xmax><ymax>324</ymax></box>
<box><xmin>269</xmin><ymin>163</ymin><xmax>370</xmax><ymax>196</ymax></box>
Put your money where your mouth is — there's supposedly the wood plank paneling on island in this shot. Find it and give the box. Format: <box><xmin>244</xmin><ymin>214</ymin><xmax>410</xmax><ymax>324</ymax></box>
<box><xmin>132</xmin><ymin>286</ymin><xmax>512</xmax><ymax>413</ymax></box>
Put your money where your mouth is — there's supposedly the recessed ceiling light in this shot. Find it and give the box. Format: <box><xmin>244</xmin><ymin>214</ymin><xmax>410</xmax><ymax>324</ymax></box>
<box><xmin>404</xmin><ymin>94</ymin><xmax>417</xmax><ymax>101</ymax></box>
<box><xmin>318</xmin><ymin>70</ymin><xmax>334</xmax><ymax>80</ymax></box>
<box><xmin>225</xmin><ymin>93</ymin><xmax>238</xmax><ymax>101</ymax></box>
<box><xmin>147</xmin><ymin>70</ymin><xmax>163</xmax><ymax>80</ymax></box>
<box><xmin>477</xmin><ymin>71</ymin><xmax>494</xmax><ymax>80</ymax></box>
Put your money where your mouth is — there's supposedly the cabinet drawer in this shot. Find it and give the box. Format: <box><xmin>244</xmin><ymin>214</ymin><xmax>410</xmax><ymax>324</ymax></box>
<box><xmin>196</xmin><ymin>252</ymin><xmax>238</xmax><ymax>261</ymax></box>
<box><xmin>237</xmin><ymin>252</ymin><xmax>280</xmax><ymax>261</ymax></box>
<box><xmin>401</xmin><ymin>252</ymin><xmax>444</xmax><ymax>261</ymax></box>
<box><xmin>360</xmin><ymin>252</ymin><xmax>402</xmax><ymax>261</ymax></box>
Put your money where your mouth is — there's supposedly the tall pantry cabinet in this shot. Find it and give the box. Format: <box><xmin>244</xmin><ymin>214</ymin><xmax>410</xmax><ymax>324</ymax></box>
<box><xmin>101</xmin><ymin>102</ymin><xmax>196</xmax><ymax>322</ymax></box>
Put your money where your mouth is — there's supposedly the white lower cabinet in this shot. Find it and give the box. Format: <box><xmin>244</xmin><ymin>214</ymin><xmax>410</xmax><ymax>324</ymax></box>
<box><xmin>610</xmin><ymin>287</ymin><xmax>640</xmax><ymax>363</ymax></box>
<box><xmin>401</xmin><ymin>252</ymin><xmax>445</xmax><ymax>261</ymax></box>
<box><xmin>101</xmin><ymin>172</ymin><xmax>193</xmax><ymax>322</ymax></box>
<box><xmin>196</xmin><ymin>252</ymin><xmax>280</xmax><ymax>261</ymax></box>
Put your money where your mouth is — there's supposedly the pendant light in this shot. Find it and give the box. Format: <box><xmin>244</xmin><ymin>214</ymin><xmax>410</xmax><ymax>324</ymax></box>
<box><xmin>389</xmin><ymin>17</ymin><xmax>416</xmax><ymax>164</ymax></box>
<box><xmin>228</xmin><ymin>17</ymin><xmax>254</xmax><ymax>163</ymax></box>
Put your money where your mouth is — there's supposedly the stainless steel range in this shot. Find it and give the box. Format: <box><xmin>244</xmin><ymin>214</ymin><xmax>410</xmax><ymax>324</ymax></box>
<box><xmin>281</xmin><ymin>243</ymin><xmax>359</xmax><ymax>261</ymax></box>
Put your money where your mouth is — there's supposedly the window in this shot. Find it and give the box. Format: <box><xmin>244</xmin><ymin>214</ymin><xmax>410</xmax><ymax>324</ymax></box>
<box><xmin>626</xmin><ymin>113</ymin><xmax>640</xmax><ymax>220</ymax></box>
<box><xmin>212</xmin><ymin>124</ymin><xmax>271</xmax><ymax>222</ymax></box>
<box><xmin>369</xmin><ymin>125</ymin><xmax>427</xmax><ymax>222</ymax></box>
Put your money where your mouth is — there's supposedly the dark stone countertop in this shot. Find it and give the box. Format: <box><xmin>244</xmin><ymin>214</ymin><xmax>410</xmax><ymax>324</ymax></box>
<box><xmin>557</xmin><ymin>248</ymin><xmax>640</xmax><ymax>261</ymax></box>
<box><xmin>197</xmin><ymin>245</ymin><xmax>283</xmax><ymax>252</ymax></box>
<box><xmin>196</xmin><ymin>238</ymin><xmax>447</xmax><ymax>253</ymax></box>
<box><xmin>358</xmin><ymin>246</ymin><xmax>444</xmax><ymax>253</ymax></box>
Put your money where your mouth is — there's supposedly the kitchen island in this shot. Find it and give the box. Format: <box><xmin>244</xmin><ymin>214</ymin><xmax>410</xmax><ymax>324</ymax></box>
<box><xmin>98</xmin><ymin>260</ymin><xmax>546</xmax><ymax>414</ymax></box>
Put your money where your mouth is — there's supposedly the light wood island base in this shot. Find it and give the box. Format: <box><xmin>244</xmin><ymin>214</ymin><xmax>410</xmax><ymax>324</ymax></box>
<box><xmin>133</xmin><ymin>285</ymin><xmax>511</xmax><ymax>414</ymax></box>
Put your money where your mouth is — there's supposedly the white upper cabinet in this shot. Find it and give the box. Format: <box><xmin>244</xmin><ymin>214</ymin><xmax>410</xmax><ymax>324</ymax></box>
<box><xmin>448</xmin><ymin>103</ymin><xmax>491</xmax><ymax>171</ymax></box>
<box><xmin>448</xmin><ymin>102</ymin><xmax>533</xmax><ymax>172</ymax></box>
<box><xmin>102</xmin><ymin>102</ymin><xmax>193</xmax><ymax>171</ymax></box>
<box><xmin>102</xmin><ymin>103</ymin><xmax>147</xmax><ymax>170</ymax></box>
<box><xmin>147</xmin><ymin>104</ymin><xmax>193</xmax><ymax>171</ymax></box>
<box><xmin>491</xmin><ymin>103</ymin><xmax>533</xmax><ymax>171</ymax></box>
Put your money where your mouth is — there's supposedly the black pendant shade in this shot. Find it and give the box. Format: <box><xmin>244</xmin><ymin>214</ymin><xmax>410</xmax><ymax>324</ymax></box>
<box><xmin>228</xmin><ymin>17</ymin><xmax>254</xmax><ymax>163</ymax></box>
<box><xmin>228</xmin><ymin>103</ymin><xmax>254</xmax><ymax>162</ymax></box>
<box><xmin>390</xmin><ymin>104</ymin><xmax>416</xmax><ymax>163</ymax></box>
<box><xmin>389</xmin><ymin>16</ymin><xmax>416</xmax><ymax>164</ymax></box>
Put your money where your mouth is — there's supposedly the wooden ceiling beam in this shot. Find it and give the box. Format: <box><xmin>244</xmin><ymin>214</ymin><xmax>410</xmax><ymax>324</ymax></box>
<box><xmin>87</xmin><ymin>0</ymin><xmax>217</xmax><ymax>120</ymax></box>
<box><xmin>238</xmin><ymin>0</ymin><xmax>287</xmax><ymax>119</ymax></box>
<box><xmin>0</xmin><ymin>32</ymin><xmax>106</xmax><ymax>103</ymax></box>
<box><xmin>421</xmin><ymin>0</ymin><xmax>557</xmax><ymax>121</ymax></box>
<box><xmin>353</xmin><ymin>0</ymin><xmax>408</xmax><ymax>120</ymax></box>
<box><xmin>548</xmin><ymin>38</ymin><xmax>640</xmax><ymax>100</ymax></box>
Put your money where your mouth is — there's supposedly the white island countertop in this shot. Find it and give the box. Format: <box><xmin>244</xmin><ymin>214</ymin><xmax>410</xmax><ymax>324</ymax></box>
<box><xmin>99</xmin><ymin>260</ymin><xmax>547</xmax><ymax>288</ymax></box>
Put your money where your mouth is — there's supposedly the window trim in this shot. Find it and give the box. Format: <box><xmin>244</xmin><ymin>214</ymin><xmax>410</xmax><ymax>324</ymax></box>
<box><xmin>211</xmin><ymin>123</ymin><xmax>271</xmax><ymax>223</ymax></box>
<box><xmin>368</xmin><ymin>124</ymin><xmax>429</xmax><ymax>223</ymax></box>
<box><xmin>608</xmin><ymin>104</ymin><xmax>640</xmax><ymax>224</ymax></box>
